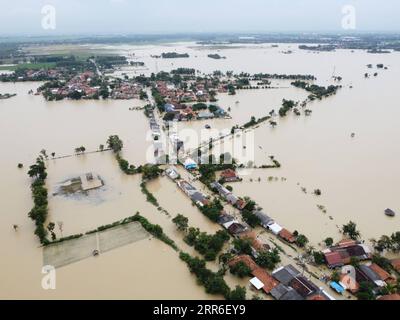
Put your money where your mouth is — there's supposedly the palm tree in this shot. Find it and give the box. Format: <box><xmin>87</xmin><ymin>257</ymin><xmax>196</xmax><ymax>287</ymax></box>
<box><xmin>342</xmin><ymin>221</ymin><xmax>361</xmax><ymax>240</ymax></box>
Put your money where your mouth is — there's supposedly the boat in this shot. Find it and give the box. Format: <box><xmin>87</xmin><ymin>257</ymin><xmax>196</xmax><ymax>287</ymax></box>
<box><xmin>384</xmin><ymin>208</ymin><xmax>396</xmax><ymax>217</ymax></box>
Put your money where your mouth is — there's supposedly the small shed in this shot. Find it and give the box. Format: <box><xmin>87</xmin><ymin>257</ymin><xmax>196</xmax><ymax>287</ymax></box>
<box><xmin>268</xmin><ymin>223</ymin><xmax>283</xmax><ymax>235</ymax></box>
<box><xmin>250</xmin><ymin>277</ymin><xmax>264</xmax><ymax>290</ymax></box>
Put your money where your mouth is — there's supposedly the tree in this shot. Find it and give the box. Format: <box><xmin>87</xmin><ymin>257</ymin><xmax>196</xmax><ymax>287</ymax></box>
<box><xmin>51</xmin><ymin>152</ymin><xmax>55</xmax><ymax>158</ymax></box>
<box><xmin>330</xmin><ymin>270</ymin><xmax>340</xmax><ymax>283</ymax></box>
<box><xmin>313</xmin><ymin>251</ymin><xmax>325</xmax><ymax>265</ymax></box>
<box><xmin>357</xmin><ymin>282</ymin><xmax>376</xmax><ymax>300</ymax></box>
<box><xmin>204</xmin><ymin>274</ymin><xmax>230</xmax><ymax>296</ymax></box>
<box><xmin>17</xmin><ymin>163</ymin><xmax>23</xmax><ymax>168</ymax></box>
<box><xmin>342</xmin><ymin>221</ymin><xmax>360</xmax><ymax>240</ymax></box>
<box><xmin>324</xmin><ymin>237</ymin><xmax>334</xmax><ymax>247</ymax></box>
<box><xmin>142</xmin><ymin>164</ymin><xmax>162</xmax><ymax>180</ymax></box>
<box><xmin>256</xmin><ymin>248</ymin><xmax>281</xmax><ymax>270</ymax></box>
<box><xmin>40</xmin><ymin>149</ymin><xmax>48</xmax><ymax>159</ymax></box>
<box><xmin>241</xmin><ymin>209</ymin><xmax>261</xmax><ymax>228</ymax></box>
<box><xmin>229</xmin><ymin>261</ymin><xmax>252</xmax><ymax>278</ymax></box>
<box><xmin>227</xmin><ymin>286</ymin><xmax>246</xmax><ymax>300</ymax></box>
<box><xmin>172</xmin><ymin>214</ymin><xmax>189</xmax><ymax>232</ymax></box>
<box><xmin>296</xmin><ymin>234</ymin><xmax>309</xmax><ymax>247</ymax></box>
<box><xmin>233</xmin><ymin>238</ymin><xmax>253</xmax><ymax>256</ymax></box>
<box><xmin>314</xmin><ymin>189</ymin><xmax>322</xmax><ymax>196</ymax></box>
<box><xmin>107</xmin><ymin>135</ymin><xmax>123</xmax><ymax>153</ymax></box>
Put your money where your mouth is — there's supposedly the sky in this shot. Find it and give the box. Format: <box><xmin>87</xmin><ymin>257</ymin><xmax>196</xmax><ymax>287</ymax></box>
<box><xmin>0</xmin><ymin>0</ymin><xmax>399</xmax><ymax>36</ymax></box>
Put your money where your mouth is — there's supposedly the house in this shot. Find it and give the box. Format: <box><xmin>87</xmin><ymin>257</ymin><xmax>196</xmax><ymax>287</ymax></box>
<box><xmin>272</xmin><ymin>265</ymin><xmax>323</xmax><ymax>300</ymax></box>
<box><xmin>289</xmin><ymin>275</ymin><xmax>319</xmax><ymax>298</ymax></box>
<box><xmin>210</xmin><ymin>181</ymin><xmax>231</xmax><ymax>197</ymax></box>
<box><xmin>226</xmin><ymin>194</ymin><xmax>239</xmax><ymax>205</ymax></box>
<box><xmin>272</xmin><ymin>285</ymin><xmax>304</xmax><ymax>300</ymax></box>
<box><xmin>177</xmin><ymin>180</ymin><xmax>197</xmax><ymax>196</ymax></box>
<box><xmin>190</xmin><ymin>191</ymin><xmax>209</xmax><ymax>206</ymax></box>
<box><xmin>323</xmin><ymin>242</ymin><xmax>372</xmax><ymax>268</ymax></box>
<box><xmin>356</xmin><ymin>265</ymin><xmax>386</xmax><ymax>289</ymax></box>
<box><xmin>324</xmin><ymin>251</ymin><xmax>344</xmax><ymax>268</ymax></box>
<box><xmin>222</xmin><ymin>220</ymin><xmax>237</xmax><ymax>230</ymax></box>
<box><xmin>268</xmin><ymin>222</ymin><xmax>283</xmax><ymax>235</ymax></box>
<box><xmin>278</xmin><ymin>229</ymin><xmax>296</xmax><ymax>243</ymax></box>
<box><xmin>227</xmin><ymin>222</ymin><xmax>247</xmax><ymax>236</ymax></box>
<box><xmin>368</xmin><ymin>263</ymin><xmax>396</xmax><ymax>284</ymax></box>
<box><xmin>377</xmin><ymin>294</ymin><xmax>400</xmax><ymax>301</ymax></box>
<box><xmin>80</xmin><ymin>172</ymin><xmax>103</xmax><ymax>191</ymax></box>
<box><xmin>254</xmin><ymin>211</ymin><xmax>274</xmax><ymax>228</ymax></box>
<box><xmin>390</xmin><ymin>258</ymin><xmax>400</xmax><ymax>272</ymax></box>
<box><xmin>250</xmin><ymin>277</ymin><xmax>265</xmax><ymax>291</ymax></box>
<box><xmin>339</xmin><ymin>272</ymin><xmax>359</xmax><ymax>293</ymax></box>
<box><xmin>239</xmin><ymin>231</ymin><xmax>270</xmax><ymax>254</ymax></box>
<box><xmin>220</xmin><ymin>169</ymin><xmax>241</xmax><ymax>182</ymax></box>
<box><xmin>217</xmin><ymin>213</ymin><xmax>234</xmax><ymax>225</ymax></box>
<box><xmin>235</xmin><ymin>198</ymin><xmax>247</xmax><ymax>210</ymax></box>
<box><xmin>272</xmin><ymin>265</ymin><xmax>301</xmax><ymax>285</ymax></box>
<box><xmin>184</xmin><ymin>158</ymin><xmax>197</xmax><ymax>170</ymax></box>
<box><xmin>228</xmin><ymin>255</ymin><xmax>257</xmax><ymax>272</ymax></box>
<box><xmin>252</xmin><ymin>268</ymin><xmax>279</xmax><ymax>294</ymax></box>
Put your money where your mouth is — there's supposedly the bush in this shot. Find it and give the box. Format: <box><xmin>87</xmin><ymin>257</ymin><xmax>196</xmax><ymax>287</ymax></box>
<box><xmin>229</xmin><ymin>261</ymin><xmax>252</xmax><ymax>278</ymax></box>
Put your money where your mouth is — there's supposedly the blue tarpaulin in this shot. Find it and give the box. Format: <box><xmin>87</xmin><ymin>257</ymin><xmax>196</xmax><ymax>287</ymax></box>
<box><xmin>329</xmin><ymin>281</ymin><xmax>345</xmax><ymax>294</ymax></box>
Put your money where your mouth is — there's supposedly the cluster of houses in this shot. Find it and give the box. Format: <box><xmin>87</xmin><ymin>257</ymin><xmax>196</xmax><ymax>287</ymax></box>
<box><xmin>319</xmin><ymin>239</ymin><xmax>399</xmax><ymax>299</ymax></box>
<box><xmin>156</xmin><ymin>79</ymin><xmax>227</xmax><ymax>104</ymax></box>
<box><xmin>172</xmin><ymin>162</ymin><xmax>400</xmax><ymax>300</ymax></box>
<box><xmin>174</xmin><ymin>176</ymin><xmax>210</xmax><ymax>207</ymax></box>
<box><xmin>44</xmin><ymin>71</ymin><xmax>100</xmax><ymax>98</ymax></box>
<box><xmin>19</xmin><ymin>68</ymin><xmax>62</xmax><ymax>81</ymax></box>
<box><xmin>210</xmin><ymin>181</ymin><xmax>247</xmax><ymax>210</ymax></box>
<box><xmin>323</xmin><ymin>239</ymin><xmax>372</xmax><ymax>269</ymax></box>
<box><xmin>110</xmin><ymin>82</ymin><xmax>143</xmax><ymax>99</ymax></box>
<box><xmin>211</xmin><ymin>179</ymin><xmax>298</xmax><ymax>245</ymax></box>
<box><xmin>228</xmin><ymin>256</ymin><xmax>334</xmax><ymax>300</ymax></box>
<box><xmin>163</xmin><ymin>102</ymin><xmax>227</xmax><ymax>122</ymax></box>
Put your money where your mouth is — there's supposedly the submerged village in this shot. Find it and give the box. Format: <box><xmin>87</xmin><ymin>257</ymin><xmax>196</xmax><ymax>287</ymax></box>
<box><xmin>1</xmin><ymin>39</ymin><xmax>400</xmax><ymax>301</ymax></box>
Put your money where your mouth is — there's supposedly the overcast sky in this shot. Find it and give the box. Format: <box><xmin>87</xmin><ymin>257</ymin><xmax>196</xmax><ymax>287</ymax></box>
<box><xmin>1</xmin><ymin>0</ymin><xmax>399</xmax><ymax>35</ymax></box>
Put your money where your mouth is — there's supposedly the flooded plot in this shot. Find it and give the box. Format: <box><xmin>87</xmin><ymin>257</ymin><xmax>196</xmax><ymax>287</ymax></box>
<box><xmin>98</xmin><ymin>222</ymin><xmax>149</xmax><ymax>253</ymax></box>
<box><xmin>43</xmin><ymin>222</ymin><xmax>149</xmax><ymax>268</ymax></box>
<box><xmin>43</xmin><ymin>233</ymin><xmax>97</xmax><ymax>268</ymax></box>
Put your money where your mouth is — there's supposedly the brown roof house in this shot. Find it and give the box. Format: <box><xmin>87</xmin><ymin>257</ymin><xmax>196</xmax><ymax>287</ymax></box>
<box><xmin>278</xmin><ymin>228</ymin><xmax>296</xmax><ymax>243</ymax></box>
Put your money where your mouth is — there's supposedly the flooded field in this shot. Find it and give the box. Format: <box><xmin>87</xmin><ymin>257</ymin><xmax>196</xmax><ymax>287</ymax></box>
<box><xmin>1</xmin><ymin>42</ymin><xmax>400</xmax><ymax>299</ymax></box>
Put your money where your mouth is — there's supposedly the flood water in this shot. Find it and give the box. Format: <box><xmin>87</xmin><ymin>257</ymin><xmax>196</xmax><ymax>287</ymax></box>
<box><xmin>1</xmin><ymin>42</ymin><xmax>399</xmax><ymax>299</ymax></box>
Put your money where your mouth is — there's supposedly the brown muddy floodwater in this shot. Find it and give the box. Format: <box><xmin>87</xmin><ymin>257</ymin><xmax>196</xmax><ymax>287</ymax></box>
<box><xmin>0</xmin><ymin>42</ymin><xmax>400</xmax><ymax>299</ymax></box>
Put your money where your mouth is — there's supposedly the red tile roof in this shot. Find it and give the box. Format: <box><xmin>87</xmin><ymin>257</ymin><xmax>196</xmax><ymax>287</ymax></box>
<box><xmin>324</xmin><ymin>251</ymin><xmax>343</xmax><ymax>267</ymax></box>
<box><xmin>307</xmin><ymin>294</ymin><xmax>327</xmax><ymax>300</ymax></box>
<box><xmin>252</xmin><ymin>268</ymin><xmax>279</xmax><ymax>294</ymax></box>
<box><xmin>391</xmin><ymin>258</ymin><xmax>400</xmax><ymax>272</ymax></box>
<box><xmin>337</xmin><ymin>239</ymin><xmax>357</xmax><ymax>247</ymax></box>
<box><xmin>221</xmin><ymin>169</ymin><xmax>238</xmax><ymax>178</ymax></box>
<box><xmin>278</xmin><ymin>228</ymin><xmax>296</xmax><ymax>243</ymax></box>
<box><xmin>228</xmin><ymin>255</ymin><xmax>257</xmax><ymax>272</ymax></box>
<box><xmin>369</xmin><ymin>263</ymin><xmax>395</xmax><ymax>283</ymax></box>
<box><xmin>377</xmin><ymin>294</ymin><xmax>400</xmax><ymax>301</ymax></box>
